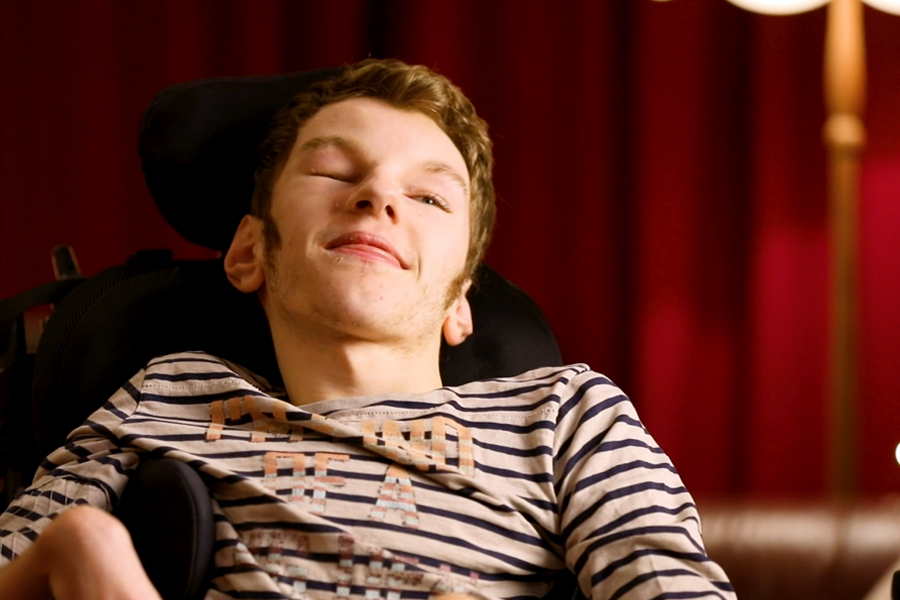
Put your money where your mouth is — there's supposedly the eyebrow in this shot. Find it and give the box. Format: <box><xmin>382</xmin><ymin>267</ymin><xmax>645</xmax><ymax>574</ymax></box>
<box><xmin>299</xmin><ymin>135</ymin><xmax>363</xmax><ymax>156</ymax></box>
<box><xmin>298</xmin><ymin>135</ymin><xmax>470</xmax><ymax>199</ymax></box>
<box><xmin>419</xmin><ymin>160</ymin><xmax>470</xmax><ymax>199</ymax></box>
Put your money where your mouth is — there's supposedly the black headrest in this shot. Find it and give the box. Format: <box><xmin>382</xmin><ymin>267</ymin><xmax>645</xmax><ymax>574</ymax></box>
<box><xmin>139</xmin><ymin>68</ymin><xmax>343</xmax><ymax>251</ymax></box>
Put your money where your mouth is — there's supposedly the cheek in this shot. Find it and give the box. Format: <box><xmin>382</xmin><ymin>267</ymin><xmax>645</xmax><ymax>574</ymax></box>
<box><xmin>270</xmin><ymin>205</ymin><xmax>329</xmax><ymax>251</ymax></box>
<box><xmin>431</xmin><ymin>224</ymin><xmax>470</xmax><ymax>276</ymax></box>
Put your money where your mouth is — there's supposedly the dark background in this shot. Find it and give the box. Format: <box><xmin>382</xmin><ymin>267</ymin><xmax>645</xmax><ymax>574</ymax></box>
<box><xmin>2</xmin><ymin>0</ymin><xmax>899</xmax><ymax>497</ymax></box>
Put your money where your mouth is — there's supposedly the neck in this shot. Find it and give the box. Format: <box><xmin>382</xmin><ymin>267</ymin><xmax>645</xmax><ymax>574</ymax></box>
<box><xmin>268</xmin><ymin>318</ymin><xmax>445</xmax><ymax>407</ymax></box>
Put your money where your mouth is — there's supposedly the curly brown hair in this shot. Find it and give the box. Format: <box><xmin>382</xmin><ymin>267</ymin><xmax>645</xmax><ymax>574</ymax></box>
<box><xmin>251</xmin><ymin>58</ymin><xmax>496</xmax><ymax>284</ymax></box>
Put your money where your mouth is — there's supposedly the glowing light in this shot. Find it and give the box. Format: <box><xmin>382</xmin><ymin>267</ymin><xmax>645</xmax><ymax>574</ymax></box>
<box><xmin>895</xmin><ymin>442</ymin><xmax>900</xmax><ymax>466</ymax></box>
<box><xmin>725</xmin><ymin>0</ymin><xmax>830</xmax><ymax>14</ymax></box>
<box><xmin>864</xmin><ymin>0</ymin><xmax>900</xmax><ymax>15</ymax></box>
<box><xmin>724</xmin><ymin>0</ymin><xmax>900</xmax><ymax>15</ymax></box>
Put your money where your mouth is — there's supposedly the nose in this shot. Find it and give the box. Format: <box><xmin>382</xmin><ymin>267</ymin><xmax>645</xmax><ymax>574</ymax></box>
<box><xmin>346</xmin><ymin>173</ymin><xmax>398</xmax><ymax>221</ymax></box>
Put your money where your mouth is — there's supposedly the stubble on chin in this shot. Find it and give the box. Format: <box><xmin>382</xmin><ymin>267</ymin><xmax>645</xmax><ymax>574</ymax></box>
<box><xmin>262</xmin><ymin>224</ymin><xmax>467</xmax><ymax>348</ymax></box>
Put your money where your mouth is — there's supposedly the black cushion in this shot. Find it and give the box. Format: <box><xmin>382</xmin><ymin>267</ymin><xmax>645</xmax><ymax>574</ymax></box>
<box><xmin>117</xmin><ymin>457</ymin><xmax>214</xmax><ymax>600</ymax></box>
<box><xmin>440</xmin><ymin>265</ymin><xmax>562</xmax><ymax>386</ymax></box>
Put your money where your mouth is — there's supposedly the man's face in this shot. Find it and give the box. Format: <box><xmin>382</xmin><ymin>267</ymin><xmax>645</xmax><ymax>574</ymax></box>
<box><xmin>260</xmin><ymin>97</ymin><xmax>471</xmax><ymax>348</ymax></box>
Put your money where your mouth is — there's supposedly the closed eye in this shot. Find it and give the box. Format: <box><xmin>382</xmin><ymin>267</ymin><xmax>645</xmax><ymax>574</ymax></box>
<box><xmin>309</xmin><ymin>170</ymin><xmax>354</xmax><ymax>182</ymax></box>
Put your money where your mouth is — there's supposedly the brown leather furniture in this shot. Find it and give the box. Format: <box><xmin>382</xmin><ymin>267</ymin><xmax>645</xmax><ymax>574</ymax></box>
<box><xmin>697</xmin><ymin>496</ymin><xmax>900</xmax><ymax>600</ymax></box>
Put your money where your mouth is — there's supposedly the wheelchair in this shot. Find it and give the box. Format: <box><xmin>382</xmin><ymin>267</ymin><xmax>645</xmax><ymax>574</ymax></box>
<box><xmin>0</xmin><ymin>68</ymin><xmax>570</xmax><ymax>599</ymax></box>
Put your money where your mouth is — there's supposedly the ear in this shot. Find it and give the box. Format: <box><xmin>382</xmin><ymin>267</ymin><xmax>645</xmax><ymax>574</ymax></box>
<box><xmin>442</xmin><ymin>281</ymin><xmax>474</xmax><ymax>346</ymax></box>
<box><xmin>224</xmin><ymin>215</ymin><xmax>265</xmax><ymax>293</ymax></box>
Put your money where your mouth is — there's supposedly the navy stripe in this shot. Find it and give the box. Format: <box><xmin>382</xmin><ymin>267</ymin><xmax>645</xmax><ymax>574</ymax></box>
<box><xmin>120</xmin><ymin>432</ymin><xmax>208</xmax><ymax>443</ymax></box>
<box><xmin>560</xmin><ymin>460</ymin><xmax>680</xmax><ymax>515</ymax></box>
<box><xmin>476</xmin><ymin>440</ymin><xmax>553</xmax><ymax>458</ymax></box>
<box><xmin>148</xmin><ymin>355</ymin><xmax>228</xmax><ymax>367</ymax></box>
<box><xmin>582</xmin><ymin>525</ymin><xmax>707</xmax><ymax>576</ymax></box>
<box><xmin>36</xmin><ymin>472</ymin><xmax>120</xmax><ymax>506</ymax></box>
<box><xmin>126</xmin><ymin>413</ymin><xmax>214</xmax><ymax>426</ymax></box>
<box><xmin>369</xmin><ymin>392</ymin><xmax>559</xmax><ymax>414</ymax></box>
<box><xmin>121</xmin><ymin>378</ymin><xmax>142</xmax><ymax>403</ymax></box>
<box><xmin>584</xmin><ymin>547</ymin><xmax>708</xmax><ymax>587</ymax></box>
<box><xmin>4</xmin><ymin>505</ymin><xmax>47</xmax><ymax>523</ymax></box>
<box><xmin>145</xmin><ymin>371</ymin><xmax>245</xmax><ymax>382</ymax></box>
<box><xmin>217</xmin><ymin>494</ymin><xmax>282</xmax><ymax>507</ymax></box>
<box><xmin>101</xmin><ymin>401</ymin><xmax>131</xmax><ymax>422</ymax></box>
<box><xmin>69</xmin><ymin>421</ymin><xmax>130</xmax><ymax>451</ymax></box>
<box><xmin>583</xmin><ymin>502</ymin><xmax>697</xmax><ymax>544</ymax></box>
<box><xmin>563</xmin><ymin>481</ymin><xmax>689</xmax><ymax>540</ymax></box>
<box><xmin>18</xmin><ymin>528</ymin><xmax>39</xmax><ymax>542</ymax></box>
<box><xmin>15</xmin><ymin>487</ymin><xmax>89</xmax><ymax>514</ymax></box>
<box><xmin>648</xmin><ymin>592</ymin><xmax>730</xmax><ymax>600</ymax></box>
<box><xmin>138</xmin><ymin>390</ymin><xmax>267</xmax><ymax>404</ymax></box>
<box><xmin>521</xmin><ymin>496</ymin><xmax>556</xmax><ymax>511</ymax></box>
<box><xmin>610</xmin><ymin>568</ymin><xmax>723</xmax><ymax>600</ymax></box>
<box><xmin>0</xmin><ymin>543</ymin><xmax>16</xmax><ymax>561</ymax></box>
<box><xmin>555</xmin><ymin>396</ymin><xmax>633</xmax><ymax>473</ymax></box>
<box><xmin>556</xmin><ymin>375</ymin><xmax>616</xmax><ymax>424</ymax></box>
<box><xmin>452</xmin><ymin>382</ymin><xmax>560</xmax><ymax>400</ymax></box>
<box><xmin>477</xmin><ymin>462</ymin><xmax>553</xmax><ymax>482</ymax></box>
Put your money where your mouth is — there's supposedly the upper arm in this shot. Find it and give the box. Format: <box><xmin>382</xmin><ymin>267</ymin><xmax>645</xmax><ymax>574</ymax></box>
<box><xmin>0</xmin><ymin>369</ymin><xmax>146</xmax><ymax>567</ymax></box>
<box><xmin>554</xmin><ymin>374</ymin><xmax>735</xmax><ymax>600</ymax></box>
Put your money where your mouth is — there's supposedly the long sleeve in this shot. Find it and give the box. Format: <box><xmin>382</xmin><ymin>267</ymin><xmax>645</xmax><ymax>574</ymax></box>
<box><xmin>0</xmin><ymin>369</ymin><xmax>146</xmax><ymax>566</ymax></box>
<box><xmin>553</xmin><ymin>371</ymin><xmax>735</xmax><ymax>599</ymax></box>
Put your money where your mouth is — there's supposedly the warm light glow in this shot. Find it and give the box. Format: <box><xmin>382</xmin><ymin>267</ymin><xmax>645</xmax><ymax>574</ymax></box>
<box><xmin>725</xmin><ymin>0</ymin><xmax>830</xmax><ymax>14</ymax></box>
<box><xmin>895</xmin><ymin>442</ymin><xmax>900</xmax><ymax>466</ymax></box>
<box><xmin>864</xmin><ymin>0</ymin><xmax>900</xmax><ymax>15</ymax></box>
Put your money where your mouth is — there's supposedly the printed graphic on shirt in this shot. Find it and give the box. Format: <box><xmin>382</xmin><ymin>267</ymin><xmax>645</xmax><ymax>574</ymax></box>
<box><xmin>361</xmin><ymin>417</ymin><xmax>475</xmax><ymax>477</ymax></box>
<box><xmin>370</xmin><ymin>464</ymin><xmax>419</xmax><ymax>528</ymax></box>
<box><xmin>263</xmin><ymin>452</ymin><xmax>350</xmax><ymax>513</ymax></box>
<box><xmin>206</xmin><ymin>399</ymin><xmax>476</xmax><ymax>477</ymax></box>
<box><xmin>207</xmin><ymin>396</ymin><xmax>302</xmax><ymax>442</ymax></box>
<box><xmin>207</xmin><ymin>401</ymin><xmax>476</xmax><ymax>532</ymax></box>
<box><xmin>226</xmin><ymin>527</ymin><xmax>482</xmax><ymax>599</ymax></box>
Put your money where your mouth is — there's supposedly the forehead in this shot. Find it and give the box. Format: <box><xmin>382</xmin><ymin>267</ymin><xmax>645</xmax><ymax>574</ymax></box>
<box><xmin>292</xmin><ymin>97</ymin><xmax>468</xmax><ymax>181</ymax></box>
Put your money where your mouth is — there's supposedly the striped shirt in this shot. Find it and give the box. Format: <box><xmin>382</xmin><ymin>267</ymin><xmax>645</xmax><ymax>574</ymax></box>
<box><xmin>0</xmin><ymin>351</ymin><xmax>735</xmax><ymax>600</ymax></box>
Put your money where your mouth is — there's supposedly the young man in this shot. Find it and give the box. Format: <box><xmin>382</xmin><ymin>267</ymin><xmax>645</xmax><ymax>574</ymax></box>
<box><xmin>0</xmin><ymin>60</ymin><xmax>735</xmax><ymax>600</ymax></box>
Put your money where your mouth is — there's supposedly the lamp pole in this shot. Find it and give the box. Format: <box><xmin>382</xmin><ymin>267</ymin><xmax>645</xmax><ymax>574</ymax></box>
<box><xmin>822</xmin><ymin>0</ymin><xmax>865</xmax><ymax>497</ymax></box>
<box><xmin>707</xmin><ymin>0</ymin><xmax>870</xmax><ymax>494</ymax></box>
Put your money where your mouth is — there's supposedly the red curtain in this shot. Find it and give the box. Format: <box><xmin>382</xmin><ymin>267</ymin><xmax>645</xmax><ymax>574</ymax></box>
<box><xmin>2</xmin><ymin>0</ymin><xmax>899</xmax><ymax>497</ymax></box>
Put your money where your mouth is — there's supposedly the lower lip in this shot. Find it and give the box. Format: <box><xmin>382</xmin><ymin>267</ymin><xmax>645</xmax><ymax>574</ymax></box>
<box><xmin>330</xmin><ymin>244</ymin><xmax>403</xmax><ymax>268</ymax></box>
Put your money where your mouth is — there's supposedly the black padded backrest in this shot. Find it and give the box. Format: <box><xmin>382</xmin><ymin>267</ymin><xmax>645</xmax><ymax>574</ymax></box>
<box><xmin>31</xmin><ymin>258</ymin><xmax>277</xmax><ymax>459</ymax></box>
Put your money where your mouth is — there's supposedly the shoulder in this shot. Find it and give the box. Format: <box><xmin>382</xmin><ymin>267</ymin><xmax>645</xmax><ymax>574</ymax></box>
<box><xmin>449</xmin><ymin>363</ymin><xmax>621</xmax><ymax>400</ymax></box>
<box><xmin>426</xmin><ymin>363</ymin><xmax>626</xmax><ymax>420</ymax></box>
<box><xmin>139</xmin><ymin>351</ymin><xmax>281</xmax><ymax>399</ymax></box>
